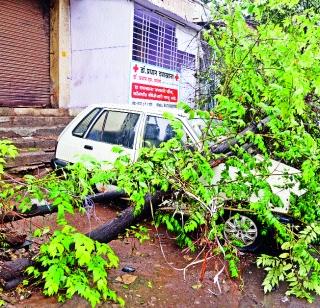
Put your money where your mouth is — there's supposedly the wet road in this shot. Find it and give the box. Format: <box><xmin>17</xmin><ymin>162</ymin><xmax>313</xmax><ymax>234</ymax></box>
<box><xmin>7</xmin><ymin>203</ymin><xmax>320</xmax><ymax>308</ymax></box>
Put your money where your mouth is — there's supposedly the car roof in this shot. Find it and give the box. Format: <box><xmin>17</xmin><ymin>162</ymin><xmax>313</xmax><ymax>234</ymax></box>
<box><xmin>86</xmin><ymin>103</ymin><xmax>188</xmax><ymax>118</ymax></box>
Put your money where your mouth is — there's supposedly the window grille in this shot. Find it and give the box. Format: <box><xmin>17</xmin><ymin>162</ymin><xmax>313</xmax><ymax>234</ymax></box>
<box><xmin>177</xmin><ymin>51</ymin><xmax>196</xmax><ymax>71</ymax></box>
<box><xmin>132</xmin><ymin>7</ymin><xmax>196</xmax><ymax>72</ymax></box>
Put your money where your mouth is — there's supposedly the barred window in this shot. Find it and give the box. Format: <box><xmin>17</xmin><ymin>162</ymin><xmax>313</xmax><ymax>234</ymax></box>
<box><xmin>132</xmin><ymin>7</ymin><xmax>195</xmax><ymax>72</ymax></box>
<box><xmin>177</xmin><ymin>51</ymin><xmax>196</xmax><ymax>71</ymax></box>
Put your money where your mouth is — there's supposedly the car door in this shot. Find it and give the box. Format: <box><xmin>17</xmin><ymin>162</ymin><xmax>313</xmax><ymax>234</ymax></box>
<box><xmin>82</xmin><ymin>108</ymin><xmax>143</xmax><ymax>164</ymax></box>
<box><xmin>55</xmin><ymin>107</ymin><xmax>103</xmax><ymax>164</ymax></box>
<box><xmin>56</xmin><ymin>107</ymin><xmax>143</xmax><ymax>165</ymax></box>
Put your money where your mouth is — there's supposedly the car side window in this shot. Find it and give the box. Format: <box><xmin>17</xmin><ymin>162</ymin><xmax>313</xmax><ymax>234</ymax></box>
<box><xmin>72</xmin><ymin>108</ymin><xmax>101</xmax><ymax>138</ymax></box>
<box><xmin>143</xmin><ymin>116</ymin><xmax>178</xmax><ymax>148</ymax></box>
<box><xmin>87</xmin><ymin>110</ymin><xmax>140</xmax><ymax>149</ymax></box>
<box><xmin>86</xmin><ymin>111</ymin><xmax>108</xmax><ymax>142</ymax></box>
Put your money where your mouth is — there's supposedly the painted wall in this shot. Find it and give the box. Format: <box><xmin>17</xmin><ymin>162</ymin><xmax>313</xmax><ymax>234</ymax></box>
<box><xmin>176</xmin><ymin>25</ymin><xmax>198</xmax><ymax>106</ymax></box>
<box><xmin>146</xmin><ymin>0</ymin><xmax>210</xmax><ymax>23</ymax></box>
<box><xmin>70</xmin><ymin>0</ymin><xmax>134</xmax><ymax>107</ymax></box>
<box><xmin>69</xmin><ymin>0</ymin><xmax>202</xmax><ymax>108</ymax></box>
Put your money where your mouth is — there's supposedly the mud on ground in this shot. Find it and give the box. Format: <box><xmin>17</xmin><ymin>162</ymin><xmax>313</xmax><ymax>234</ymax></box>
<box><xmin>1</xmin><ymin>203</ymin><xmax>320</xmax><ymax>308</ymax></box>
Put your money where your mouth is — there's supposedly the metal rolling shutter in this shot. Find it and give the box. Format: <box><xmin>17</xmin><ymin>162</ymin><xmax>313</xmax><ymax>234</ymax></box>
<box><xmin>0</xmin><ymin>0</ymin><xmax>50</xmax><ymax>107</ymax></box>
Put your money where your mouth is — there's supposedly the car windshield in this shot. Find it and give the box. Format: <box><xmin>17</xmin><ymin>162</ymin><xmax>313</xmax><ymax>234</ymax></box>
<box><xmin>188</xmin><ymin>118</ymin><xmax>221</xmax><ymax>139</ymax></box>
<box><xmin>188</xmin><ymin>118</ymin><xmax>206</xmax><ymax>138</ymax></box>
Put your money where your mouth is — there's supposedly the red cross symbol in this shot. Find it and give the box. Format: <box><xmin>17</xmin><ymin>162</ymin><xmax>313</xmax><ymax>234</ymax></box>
<box><xmin>133</xmin><ymin>64</ymin><xmax>139</xmax><ymax>73</ymax></box>
<box><xmin>175</xmin><ymin>74</ymin><xmax>179</xmax><ymax>81</ymax></box>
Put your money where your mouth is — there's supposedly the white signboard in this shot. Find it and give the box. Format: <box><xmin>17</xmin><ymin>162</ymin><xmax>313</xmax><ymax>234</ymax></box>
<box><xmin>129</xmin><ymin>61</ymin><xmax>180</xmax><ymax>108</ymax></box>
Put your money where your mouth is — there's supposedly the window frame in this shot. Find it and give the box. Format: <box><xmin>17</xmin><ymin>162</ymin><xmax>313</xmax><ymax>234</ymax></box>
<box><xmin>72</xmin><ymin>108</ymin><xmax>102</xmax><ymax>139</ymax></box>
<box><xmin>85</xmin><ymin>110</ymin><xmax>108</xmax><ymax>142</ymax></box>
<box><xmin>142</xmin><ymin>114</ymin><xmax>194</xmax><ymax>148</ymax></box>
<box><xmin>132</xmin><ymin>5</ymin><xmax>196</xmax><ymax>73</ymax></box>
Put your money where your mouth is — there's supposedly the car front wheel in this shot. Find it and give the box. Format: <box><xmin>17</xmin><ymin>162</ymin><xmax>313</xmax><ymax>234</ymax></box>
<box><xmin>223</xmin><ymin>213</ymin><xmax>261</xmax><ymax>252</ymax></box>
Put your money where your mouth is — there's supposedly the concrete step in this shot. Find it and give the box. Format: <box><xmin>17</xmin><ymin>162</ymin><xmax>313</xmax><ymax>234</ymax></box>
<box><xmin>4</xmin><ymin>139</ymin><xmax>57</xmax><ymax>173</ymax></box>
<box><xmin>0</xmin><ymin>116</ymin><xmax>73</xmax><ymax>127</ymax></box>
<box><xmin>0</xmin><ymin>125</ymin><xmax>66</xmax><ymax>138</ymax></box>
<box><xmin>10</xmin><ymin>137</ymin><xmax>57</xmax><ymax>151</ymax></box>
<box><xmin>6</xmin><ymin>150</ymin><xmax>54</xmax><ymax>169</ymax></box>
<box><xmin>0</xmin><ymin>107</ymin><xmax>76</xmax><ymax>174</ymax></box>
<box><xmin>6</xmin><ymin>164</ymin><xmax>47</xmax><ymax>174</ymax></box>
<box><xmin>0</xmin><ymin>107</ymin><xmax>71</xmax><ymax>117</ymax></box>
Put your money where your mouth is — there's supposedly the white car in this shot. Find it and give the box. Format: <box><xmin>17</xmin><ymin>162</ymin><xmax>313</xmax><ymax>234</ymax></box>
<box><xmin>53</xmin><ymin>104</ymin><xmax>203</xmax><ymax>168</ymax></box>
<box><xmin>52</xmin><ymin>104</ymin><xmax>302</xmax><ymax>250</ymax></box>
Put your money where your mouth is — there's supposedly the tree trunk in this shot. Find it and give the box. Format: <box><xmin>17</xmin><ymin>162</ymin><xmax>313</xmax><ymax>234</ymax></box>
<box><xmin>87</xmin><ymin>192</ymin><xmax>166</xmax><ymax>243</ymax></box>
<box><xmin>0</xmin><ymin>258</ymin><xmax>32</xmax><ymax>281</ymax></box>
<box><xmin>0</xmin><ymin>190</ymin><xmax>126</xmax><ymax>224</ymax></box>
<box><xmin>210</xmin><ymin>116</ymin><xmax>269</xmax><ymax>154</ymax></box>
<box><xmin>0</xmin><ymin>258</ymin><xmax>33</xmax><ymax>290</ymax></box>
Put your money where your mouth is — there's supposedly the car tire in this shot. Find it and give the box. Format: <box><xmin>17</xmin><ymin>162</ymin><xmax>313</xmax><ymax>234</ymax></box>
<box><xmin>223</xmin><ymin>212</ymin><xmax>262</xmax><ymax>252</ymax></box>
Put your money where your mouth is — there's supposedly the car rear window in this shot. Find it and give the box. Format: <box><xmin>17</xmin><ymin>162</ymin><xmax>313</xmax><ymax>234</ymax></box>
<box><xmin>72</xmin><ymin>108</ymin><xmax>101</xmax><ymax>138</ymax></box>
<box><xmin>143</xmin><ymin>116</ymin><xmax>189</xmax><ymax>147</ymax></box>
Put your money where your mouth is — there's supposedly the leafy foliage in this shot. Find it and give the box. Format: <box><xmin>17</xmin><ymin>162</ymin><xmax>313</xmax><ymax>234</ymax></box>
<box><xmin>203</xmin><ymin>0</ymin><xmax>320</xmax><ymax>301</ymax></box>
<box><xmin>223</xmin><ymin>245</ymin><xmax>240</xmax><ymax>279</ymax></box>
<box><xmin>27</xmin><ymin>226</ymin><xmax>124</xmax><ymax>307</ymax></box>
<box><xmin>0</xmin><ymin>142</ymin><xmax>122</xmax><ymax>307</ymax></box>
<box><xmin>0</xmin><ymin>140</ymin><xmax>18</xmax><ymax>218</ymax></box>
<box><xmin>0</xmin><ymin>140</ymin><xmax>17</xmax><ymax>174</ymax></box>
<box><xmin>257</xmin><ymin>223</ymin><xmax>320</xmax><ymax>302</ymax></box>
<box><xmin>1</xmin><ymin>0</ymin><xmax>320</xmax><ymax>304</ymax></box>
<box><xmin>80</xmin><ymin>0</ymin><xmax>320</xmax><ymax>302</ymax></box>
<box><xmin>156</xmin><ymin>213</ymin><xmax>196</xmax><ymax>252</ymax></box>
<box><xmin>125</xmin><ymin>224</ymin><xmax>150</xmax><ymax>243</ymax></box>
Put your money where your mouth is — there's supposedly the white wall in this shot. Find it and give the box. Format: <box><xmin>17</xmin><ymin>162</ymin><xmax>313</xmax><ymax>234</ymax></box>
<box><xmin>70</xmin><ymin>0</ymin><xmax>134</xmax><ymax>107</ymax></box>
<box><xmin>176</xmin><ymin>25</ymin><xmax>199</xmax><ymax>106</ymax></box>
<box><xmin>142</xmin><ymin>0</ymin><xmax>210</xmax><ymax>23</ymax></box>
<box><xmin>69</xmin><ymin>0</ymin><xmax>202</xmax><ymax>108</ymax></box>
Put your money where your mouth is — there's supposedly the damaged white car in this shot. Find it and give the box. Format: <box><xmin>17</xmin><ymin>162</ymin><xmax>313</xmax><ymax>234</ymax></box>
<box><xmin>52</xmin><ymin>104</ymin><xmax>304</xmax><ymax>250</ymax></box>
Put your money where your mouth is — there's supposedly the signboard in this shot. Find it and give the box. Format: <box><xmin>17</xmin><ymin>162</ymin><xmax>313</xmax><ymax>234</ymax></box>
<box><xmin>129</xmin><ymin>61</ymin><xmax>180</xmax><ymax>108</ymax></box>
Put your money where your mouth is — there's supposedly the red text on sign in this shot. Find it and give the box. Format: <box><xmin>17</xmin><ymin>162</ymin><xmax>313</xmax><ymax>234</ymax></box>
<box><xmin>131</xmin><ymin>83</ymin><xmax>178</xmax><ymax>103</ymax></box>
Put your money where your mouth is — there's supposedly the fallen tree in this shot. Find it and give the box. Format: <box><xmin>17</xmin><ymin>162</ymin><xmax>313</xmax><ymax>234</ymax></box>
<box><xmin>0</xmin><ymin>191</ymin><xmax>168</xmax><ymax>290</ymax></box>
<box><xmin>86</xmin><ymin>192</ymin><xmax>167</xmax><ymax>243</ymax></box>
<box><xmin>2</xmin><ymin>1</ymin><xmax>320</xmax><ymax>305</ymax></box>
<box><xmin>0</xmin><ymin>113</ymin><xmax>274</xmax><ymax>291</ymax></box>
<box><xmin>0</xmin><ymin>205</ymin><xmax>57</xmax><ymax>224</ymax></box>
<box><xmin>0</xmin><ymin>112</ymin><xmax>269</xmax><ymax>285</ymax></box>
<box><xmin>210</xmin><ymin>116</ymin><xmax>269</xmax><ymax>154</ymax></box>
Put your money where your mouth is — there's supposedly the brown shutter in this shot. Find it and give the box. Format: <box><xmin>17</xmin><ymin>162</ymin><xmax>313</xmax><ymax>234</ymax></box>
<box><xmin>0</xmin><ymin>0</ymin><xmax>50</xmax><ymax>107</ymax></box>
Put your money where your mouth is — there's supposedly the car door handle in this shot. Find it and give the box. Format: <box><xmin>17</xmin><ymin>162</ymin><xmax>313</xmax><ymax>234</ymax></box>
<box><xmin>84</xmin><ymin>145</ymin><xmax>93</xmax><ymax>150</ymax></box>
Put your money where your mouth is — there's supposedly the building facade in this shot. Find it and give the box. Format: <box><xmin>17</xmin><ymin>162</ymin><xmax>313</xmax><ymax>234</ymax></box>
<box><xmin>0</xmin><ymin>0</ymin><xmax>209</xmax><ymax>171</ymax></box>
<box><xmin>68</xmin><ymin>0</ymin><xmax>209</xmax><ymax>109</ymax></box>
<box><xmin>0</xmin><ymin>0</ymin><xmax>210</xmax><ymax>110</ymax></box>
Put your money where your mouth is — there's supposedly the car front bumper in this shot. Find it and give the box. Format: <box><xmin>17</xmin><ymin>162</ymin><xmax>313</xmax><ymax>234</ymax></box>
<box><xmin>51</xmin><ymin>158</ymin><xmax>68</xmax><ymax>169</ymax></box>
